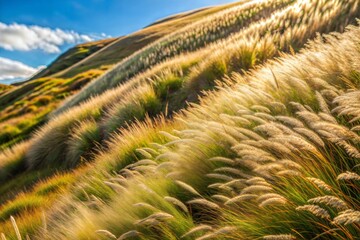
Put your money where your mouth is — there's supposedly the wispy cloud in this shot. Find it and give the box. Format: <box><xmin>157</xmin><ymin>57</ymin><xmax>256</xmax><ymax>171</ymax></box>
<box><xmin>0</xmin><ymin>22</ymin><xmax>93</xmax><ymax>53</ymax></box>
<box><xmin>0</xmin><ymin>57</ymin><xmax>45</xmax><ymax>83</ymax></box>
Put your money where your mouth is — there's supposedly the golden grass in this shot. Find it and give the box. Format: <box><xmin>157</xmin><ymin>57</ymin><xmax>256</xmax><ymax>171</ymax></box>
<box><xmin>1</xmin><ymin>0</ymin><xmax>360</xmax><ymax>239</ymax></box>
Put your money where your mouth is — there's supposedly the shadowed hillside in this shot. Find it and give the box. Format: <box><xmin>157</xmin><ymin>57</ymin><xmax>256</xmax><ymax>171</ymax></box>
<box><xmin>0</xmin><ymin>0</ymin><xmax>359</xmax><ymax>239</ymax></box>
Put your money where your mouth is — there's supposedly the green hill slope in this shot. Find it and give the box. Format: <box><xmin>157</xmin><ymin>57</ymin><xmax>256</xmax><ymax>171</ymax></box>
<box><xmin>0</xmin><ymin>1</ymin><xmax>242</xmax><ymax>150</ymax></box>
<box><xmin>29</xmin><ymin>38</ymin><xmax>116</xmax><ymax>80</ymax></box>
<box><xmin>0</xmin><ymin>84</ymin><xmax>13</xmax><ymax>96</ymax></box>
<box><xmin>0</xmin><ymin>0</ymin><xmax>360</xmax><ymax>239</ymax></box>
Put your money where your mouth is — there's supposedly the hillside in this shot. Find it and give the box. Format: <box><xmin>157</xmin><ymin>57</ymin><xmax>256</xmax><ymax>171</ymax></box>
<box><xmin>29</xmin><ymin>38</ymin><xmax>116</xmax><ymax>80</ymax></box>
<box><xmin>0</xmin><ymin>0</ymin><xmax>360</xmax><ymax>239</ymax></box>
<box><xmin>0</xmin><ymin>1</ymin><xmax>241</xmax><ymax>150</ymax></box>
<box><xmin>0</xmin><ymin>84</ymin><xmax>13</xmax><ymax>96</ymax></box>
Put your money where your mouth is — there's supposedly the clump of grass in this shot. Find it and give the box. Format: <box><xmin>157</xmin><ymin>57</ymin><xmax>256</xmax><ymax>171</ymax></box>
<box><xmin>65</xmin><ymin>120</ymin><xmax>101</xmax><ymax>168</ymax></box>
<box><xmin>0</xmin><ymin>141</ymin><xmax>29</xmax><ymax>183</ymax></box>
<box><xmin>103</xmin><ymin>87</ymin><xmax>161</xmax><ymax>134</ymax></box>
<box><xmin>0</xmin><ymin>195</ymin><xmax>45</xmax><ymax>220</ymax></box>
<box><xmin>33</xmin><ymin>173</ymin><xmax>75</xmax><ymax>196</ymax></box>
<box><xmin>32</xmin><ymin>95</ymin><xmax>53</xmax><ymax>106</ymax></box>
<box><xmin>154</xmin><ymin>74</ymin><xmax>184</xmax><ymax>100</ymax></box>
<box><xmin>0</xmin><ymin>125</ymin><xmax>21</xmax><ymax>144</ymax></box>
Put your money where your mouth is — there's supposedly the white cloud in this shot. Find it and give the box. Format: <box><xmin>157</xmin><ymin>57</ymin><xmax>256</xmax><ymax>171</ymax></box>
<box><xmin>0</xmin><ymin>57</ymin><xmax>45</xmax><ymax>83</ymax></box>
<box><xmin>0</xmin><ymin>22</ymin><xmax>93</xmax><ymax>53</ymax></box>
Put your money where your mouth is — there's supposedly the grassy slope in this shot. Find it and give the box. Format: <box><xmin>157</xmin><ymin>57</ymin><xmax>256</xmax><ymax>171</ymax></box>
<box><xmin>58</xmin><ymin>1</ymin><xmax>242</xmax><ymax>78</ymax></box>
<box><xmin>0</xmin><ymin>0</ymin><xmax>359</xmax><ymax>239</ymax></box>
<box><xmin>29</xmin><ymin>38</ymin><xmax>116</xmax><ymax>80</ymax></box>
<box><xmin>0</xmin><ymin>84</ymin><xmax>13</xmax><ymax>97</ymax></box>
<box><xmin>0</xmin><ymin>68</ymin><xmax>110</xmax><ymax>150</ymax></box>
<box><xmin>46</xmin><ymin>24</ymin><xmax>359</xmax><ymax>239</ymax></box>
<box><xmin>0</xmin><ymin>3</ymin><xmax>236</xmax><ymax>150</ymax></box>
<box><xmin>55</xmin><ymin>0</ymin><xmax>293</xmax><ymax>114</ymax></box>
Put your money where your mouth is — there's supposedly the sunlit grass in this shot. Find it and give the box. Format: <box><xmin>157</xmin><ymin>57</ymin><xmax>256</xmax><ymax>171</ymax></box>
<box><xmin>0</xmin><ymin>0</ymin><xmax>360</xmax><ymax>239</ymax></box>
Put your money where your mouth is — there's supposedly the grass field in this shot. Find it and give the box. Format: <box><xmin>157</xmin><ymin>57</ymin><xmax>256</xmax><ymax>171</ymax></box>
<box><xmin>0</xmin><ymin>0</ymin><xmax>359</xmax><ymax>239</ymax></box>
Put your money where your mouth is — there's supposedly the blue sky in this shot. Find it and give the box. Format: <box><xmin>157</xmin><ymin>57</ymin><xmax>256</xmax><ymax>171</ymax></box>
<box><xmin>0</xmin><ymin>0</ymin><xmax>238</xmax><ymax>84</ymax></box>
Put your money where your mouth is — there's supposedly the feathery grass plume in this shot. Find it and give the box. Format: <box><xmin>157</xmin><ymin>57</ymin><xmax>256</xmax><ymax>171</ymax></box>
<box><xmin>278</xmin><ymin>159</ymin><xmax>302</xmax><ymax>170</ymax></box>
<box><xmin>206</xmin><ymin>173</ymin><xmax>233</xmax><ymax>181</ymax></box>
<box><xmin>164</xmin><ymin>196</ymin><xmax>189</xmax><ymax>213</ymax></box>
<box><xmin>208</xmin><ymin>183</ymin><xmax>223</xmax><ymax>190</ymax></box>
<box><xmin>269</xmin><ymin>101</ymin><xmax>287</xmax><ymax>113</ymax></box>
<box><xmin>332</xmin><ymin>91</ymin><xmax>360</xmax><ymax>122</ymax></box>
<box><xmin>293</xmin><ymin>127</ymin><xmax>325</xmax><ymax>147</ymax></box>
<box><xmin>236</xmin><ymin>127</ymin><xmax>265</xmax><ymax>141</ymax></box>
<box><xmin>111</xmin><ymin>175</ymin><xmax>128</xmax><ymax>186</ymax></box>
<box><xmin>258</xmin><ymin>139</ymin><xmax>291</xmax><ymax>155</ymax></box>
<box><xmin>95</xmin><ymin>230</ymin><xmax>116</xmax><ymax>239</ymax></box>
<box><xmin>250</xmin><ymin>105</ymin><xmax>271</xmax><ymax>113</ymax></box>
<box><xmin>118</xmin><ymin>230</ymin><xmax>142</xmax><ymax>240</ymax></box>
<box><xmin>133</xmin><ymin>202</ymin><xmax>159</xmax><ymax>211</ymax></box>
<box><xmin>187</xmin><ymin>198</ymin><xmax>220</xmax><ymax>210</ymax></box>
<box><xmin>214</xmin><ymin>167</ymin><xmax>248</xmax><ymax>178</ymax></box>
<box><xmin>156</xmin><ymin>161</ymin><xmax>176</xmax><ymax>171</ymax></box>
<box><xmin>135</xmin><ymin>148</ymin><xmax>153</xmax><ymax>159</ymax></box>
<box><xmin>275</xmin><ymin>116</ymin><xmax>304</xmax><ymax>128</ymax></box>
<box><xmin>308</xmin><ymin>195</ymin><xmax>348</xmax><ymax>211</ymax></box>
<box><xmin>254</xmin><ymin>112</ymin><xmax>277</xmax><ymax>121</ymax></box>
<box><xmin>225</xmin><ymin>194</ymin><xmax>258</xmax><ymax>205</ymax></box>
<box><xmin>318</xmin><ymin>112</ymin><xmax>338</xmax><ymax>124</ymax></box>
<box><xmin>351</xmin><ymin>125</ymin><xmax>360</xmax><ymax>131</ymax></box>
<box><xmin>175</xmin><ymin>180</ymin><xmax>201</xmax><ymax>196</ymax></box>
<box><xmin>120</xmin><ymin>168</ymin><xmax>138</xmax><ymax>178</ymax></box>
<box><xmin>223</xmin><ymin>179</ymin><xmax>247</xmax><ymax>189</ymax></box>
<box><xmin>212</xmin><ymin>194</ymin><xmax>231</xmax><ymax>203</ymax></box>
<box><xmin>234</xmin><ymin>160</ymin><xmax>261</xmax><ymax>172</ymax></box>
<box><xmin>246</xmin><ymin>177</ymin><xmax>271</xmax><ymax>186</ymax></box>
<box><xmin>335</xmin><ymin>140</ymin><xmax>360</xmax><ymax>158</ymax></box>
<box><xmin>104</xmin><ymin>181</ymin><xmax>127</xmax><ymax>193</ymax></box>
<box><xmin>332</xmin><ymin>209</ymin><xmax>360</xmax><ymax>225</ymax></box>
<box><xmin>306</xmin><ymin>177</ymin><xmax>332</xmax><ymax>192</ymax></box>
<box><xmin>337</xmin><ymin>171</ymin><xmax>360</xmax><ymax>181</ymax></box>
<box><xmin>243</xmin><ymin>114</ymin><xmax>268</xmax><ymax>125</ymax></box>
<box><xmin>296</xmin><ymin>205</ymin><xmax>331</xmax><ymax>219</ymax></box>
<box><xmin>219</xmin><ymin>114</ymin><xmax>252</xmax><ymax>126</ymax></box>
<box><xmin>1</xmin><ymin>233</ymin><xmax>6</xmax><ymax>240</ymax></box>
<box><xmin>296</xmin><ymin>111</ymin><xmax>321</xmax><ymax>127</ymax></box>
<box><xmin>272</xmin><ymin>135</ymin><xmax>318</xmax><ymax>152</ymax></box>
<box><xmin>159</xmin><ymin>131</ymin><xmax>180</xmax><ymax>141</ymax></box>
<box><xmin>181</xmin><ymin>225</ymin><xmax>213</xmax><ymax>238</ymax></box>
<box><xmin>313</xmin><ymin>121</ymin><xmax>360</xmax><ymax>143</ymax></box>
<box><xmin>254</xmin><ymin>124</ymin><xmax>284</xmax><ymax>137</ymax></box>
<box><xmin>276</xmin><ymin>170</ymin><xmax>301</xmax><ymax>177</ymax></box>
<box><xmin>232</xmin><ymin>144</ymin><xmax>277</xmax><ymax>163</ymax></box>
<box><xmin>315</xmin><ymin>91</ymin><xmax>331</xmax><ymax>114</ymax></box>
<box><xmin>257</xmin><ymin>193</ymin><xmax>286</xmax><ymax>203</ymax></box>
<box><xmin>255</xmin><ymin>163</ymin><xmax>283</xmax><ymax>175</ymax></box>
<box><xmin>141</xmin><ymin>147</ymin><xmax>160</xmax><ymax>156</ymax></box>
<box><xmin>10</xmin><ymin>216</ymin><xmax>22</xmax><ymax>240</ymax></box>
<box><xmin>216</xmin><ymin>184</ymin><xmax>233</xmax><ymax>192</ymax></box>
<box><xmin>241</xmin><ymin>185</ymin><xmax>273</xmax><ymax>194</ymax></box>
<box><xmin>259</xmin><ymin>197</ymin><xmax>287</xmax><ymax>208</ymax></box>
<box><xmin>263</xmin><ymin>234</ymin><xmax>296</xmax><ymax>240</ymax></box>
<box><xmin>136</xmin><ymin>212</ymin><xmax>174</xmax><ymax>225</ymax></box>
<box><xmin>127</xmin><ymin>159</ymin><xmax>158</xmax><ymax>168</ymax></box>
